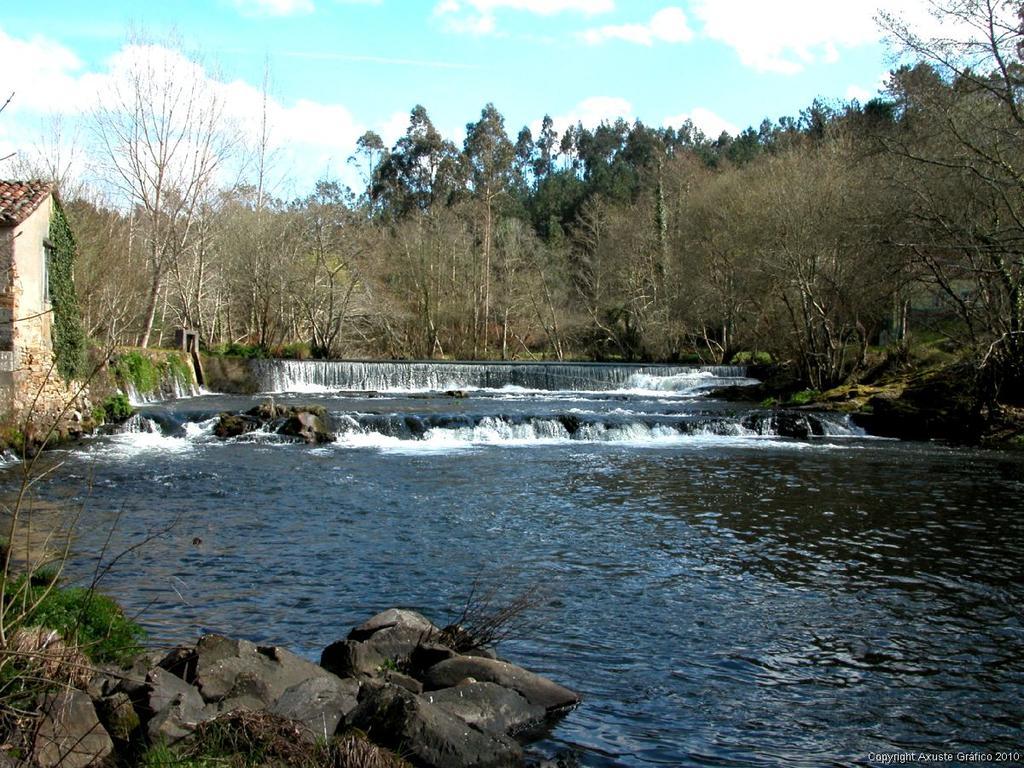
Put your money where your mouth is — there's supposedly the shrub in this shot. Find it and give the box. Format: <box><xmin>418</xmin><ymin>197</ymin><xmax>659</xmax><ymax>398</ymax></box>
<box><xmin>102</xmin><ymin>393</ymin><xmax>134</xmax><ymax>423</ymax></box>
<box><xmin>731</xmin><ymin>351</ymin><xmax>774</xmax><ymax>365</ymax></box>
<box><xmin>209</xmin><ymin>342</ymin><xmax>268</xmax><ymax>359</ymax></box>
<box><xmin>788</xmin><ymin>389</ymin><xmax>821</xmax><ymax>406</ymax></box>
<box><xmin>277</xmin><ymin>342</ymin><xmax>310</xmax><ymax>360</ymax></box>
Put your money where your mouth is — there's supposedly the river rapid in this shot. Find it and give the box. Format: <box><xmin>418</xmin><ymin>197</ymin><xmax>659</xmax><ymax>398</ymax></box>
<box><xmin>3</xmin><ymin>361</ymin><xmax>1022</xmax><ymax>767</ymax></box>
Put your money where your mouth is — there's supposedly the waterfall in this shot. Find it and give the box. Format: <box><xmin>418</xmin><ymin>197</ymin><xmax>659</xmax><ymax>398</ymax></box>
<box><xmin>251</xmin><ymin>360</ymin><xmax>752</xmax><ymax>393</ymax></box>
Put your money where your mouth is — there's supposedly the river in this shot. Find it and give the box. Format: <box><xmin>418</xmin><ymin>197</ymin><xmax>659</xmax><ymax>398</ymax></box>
<box><xmin>4</xmin><ymin>361</ymin><xmax>1022</xmax><ymax>766</ymax></box>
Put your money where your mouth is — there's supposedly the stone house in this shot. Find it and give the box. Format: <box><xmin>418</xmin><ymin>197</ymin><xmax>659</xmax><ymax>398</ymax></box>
<box><xmin>0</xmin><ymin>180</ymin><xmax>86</xmax><ymax>432</ymax></box>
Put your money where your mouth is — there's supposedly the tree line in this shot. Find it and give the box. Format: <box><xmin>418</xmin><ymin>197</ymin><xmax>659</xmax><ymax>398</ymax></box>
<box><xmin>46</xmin><ymin>1</ymin><xmax>1024</xmax><ymax>396</ymax></box>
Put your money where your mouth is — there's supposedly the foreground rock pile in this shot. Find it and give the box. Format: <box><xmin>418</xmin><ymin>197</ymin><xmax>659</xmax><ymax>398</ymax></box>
<box><xmin>27</xmin><ymin>609</ymin><xmax>580</xmax><ymax>768</ymax></box>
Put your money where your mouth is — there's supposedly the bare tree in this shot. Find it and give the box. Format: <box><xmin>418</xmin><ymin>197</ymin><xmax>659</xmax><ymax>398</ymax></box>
<box><xmin>91</xmin><ymin>36</ymin><xmax>238</xmax><ymax>347</ymax></box>
<box><xmin>880</xmin><ymin>0</ymin><xmax>1024</xmax><ymax>391</ymax></box>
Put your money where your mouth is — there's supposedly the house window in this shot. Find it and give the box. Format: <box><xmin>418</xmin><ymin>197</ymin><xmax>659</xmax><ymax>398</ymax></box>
<box><xmin>42</xmin><ymin>237</ymin><xmax>54</xmax><ymax>305</ymax></box>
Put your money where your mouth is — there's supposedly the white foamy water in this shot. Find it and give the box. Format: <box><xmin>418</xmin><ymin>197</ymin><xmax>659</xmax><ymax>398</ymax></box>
<box><xmin>327</xmin><ymin>419</ymin><xmax>815</xmax><ymax>454</ymax></box>
<box><xmin>86</xmin><ymin>430</ymin><xmax>195</xmax><ymax>459</ymax></box>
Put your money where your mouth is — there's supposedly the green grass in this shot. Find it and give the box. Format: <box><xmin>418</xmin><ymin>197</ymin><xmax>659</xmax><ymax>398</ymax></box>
<box><xmin>2</xmin><ymin>576</ymin><xmax>145</xmax><ymax>664</ymax></box>
<box><xmin>731</xmin><ymin>350</ymin><xmax>774</xmax><ymax>365</ymax></box>
<box><xmin>140</xmin><ymin>742</ymin><xmax>220</xmax><ymax>768</ymax></box>
<box><xmin>112</xmin><ymin>351</ymin><xmax>160</xmax><ymax>393</ymax></box>
<box><xmin>788</xmin><ymin>389</ymin><xmax>821</xmax><ymax>406</ymax></box>
<box><xmin>112</xmin><ymin>351</ymin><xmax>194</xmax><ymax>396</ymax></box>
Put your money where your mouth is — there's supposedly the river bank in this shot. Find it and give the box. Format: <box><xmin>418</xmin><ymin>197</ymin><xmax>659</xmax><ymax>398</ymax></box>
<box><xmin>4</xmin><ymin>602</ymin><xmax>580</xmax><ymax>768</ymax></box>
<box><xmin>712</xmin><ymin>353</ymin><xmax>1024</xmax><ymax>448</ymax></box>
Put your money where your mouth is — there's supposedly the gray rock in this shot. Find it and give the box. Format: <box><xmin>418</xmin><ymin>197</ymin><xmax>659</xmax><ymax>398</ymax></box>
<box><xmin>194</xmin><ymin>634</ymin><xmax>332</xmax><ymax>705</ymax></box>
<box><xmin>114</xmin><ymin>650</ymin><xmax>165</xmax><ymax>700</ymax></box>
<box><xmin>367</xmin><ymin>625</ymin><xmax>435</xmax><ymax>663</ymax></box>
<box><xmin>146</xmin><ymin>667</ymin><xmax>198</xmax><ymax>716</ymax></box>
<box><xmin>214</xmin><ymin>412</ymin><xmax>262</xmax><ymax>439</ymax></box>
<box><xmin>279</xmin><ymin>411</ymin><xmax>334</xmax><ymax>444</ymax></box>
<box><xmin>145</xmin><ymin>668</ymin><xmax>207</xmax><ymax>744</ymax></box>
<box><xmin>323</xmin><ymin>610</ymin><xmax>442</xmax><ymax>680</ymax></box>
<box><xmin>94</xmin><ymin>691</ymin><xmax>140</xmax><ymax>742</ymax></box>
<box><xmin>270</xmin><ymin>675</ymin><xmax>360</xmax><ymax>741</ymax></box>
<box><xmin>425</xmin><ymin>682</ymin><xmax>545</xmax><ymax>736</ymax></box>
<box><xmin>321</xmin><ymin>639</ymin><xmax>385</xmax><ymax>678</ymax></box>
<box><xmin>350</xmin><ymin>609</ymin><xmax>439</xmax><ymax>641</ymax></box>
<box><xmin>382</xmin><ymin>669</ymin><xmax>423</xmax><ymax>694</ymax></box>
<box><xmin>346</xmin><ymin>685</ymin><xmax>521</xmax><ymax>768</ymax></box>
<box><xmin>158</xmin><ymin>645</ymin><xmax>198</xmax><ymax>682</ymax></box>
<box><xmin>409</xmin><ymin>642</ymin><xmax>458</xmax><ymax>675</ymax></box>
<box><xmin>34</xmin><ymin>689</ymin><xmax>114</xmax><ymax>768</ymax></box>
<box><xmin>86</xmin><ymin>666</ymin><xmax>121</xmax><ymax>701</ymax></box>
<box><xmin>423</xmin><ymin>657</ymin><xmax>580</xmax><ymax>712</ymax></box>
<box><xmin>464</xmin><ymin>646</ymin><xmax>499</xmax><ymax>660</ymax></box>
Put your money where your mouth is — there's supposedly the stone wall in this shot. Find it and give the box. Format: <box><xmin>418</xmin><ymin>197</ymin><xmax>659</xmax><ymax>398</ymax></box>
<box><xmin>0</xmin><ymin>197</ymin><xmax>92</xmax><ymax>440</ymax></box>
<box><xmin>8</xmin><ymin>341</ymin><xmax>92</xmax><ymax>441</ymax></box>
<box><xmin>199</xmin><ymin>355</ymin><xmax>259</xmax><ymax>394</ymax></box>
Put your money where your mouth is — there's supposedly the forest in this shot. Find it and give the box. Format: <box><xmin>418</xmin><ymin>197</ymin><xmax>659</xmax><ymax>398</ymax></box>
<box><xmin>37</xmin><ymin>2</ymin><xmax>1024</xmax><ymax>397</ymax></box>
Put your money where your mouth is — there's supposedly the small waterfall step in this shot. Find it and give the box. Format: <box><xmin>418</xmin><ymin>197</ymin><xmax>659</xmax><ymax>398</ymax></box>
<box><xmin>254</xmin><ymin>359</ymin><xmax>751</xmax><ymax>393</ymax></box>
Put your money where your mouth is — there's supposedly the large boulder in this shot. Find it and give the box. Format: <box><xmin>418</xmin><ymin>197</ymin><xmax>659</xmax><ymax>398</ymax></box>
<box><xmin>422</xmin><ymin>657</ymin><xmax>580</xmax><ymax>713</ymax></box>
<box><xmin>346</xmin><ymin>684</ymin><xmax>522</xmax><ymax>768</ymax></box>
<box><xmin>194</xmin><ymin>634</ymin><xmax>335</xmax><ymax>705</ymax></box>
<box><xmin>322</xmin><ymin>609</ymin><xmax>441</xmax><ymax>678</ymax></box>
<box><xmin>34</xmin><ymin>689</ymin><xmax>114</xmax><ymax>768</ymax></box>
<box><xmin>424</xmin><ymin>682</ymin><xmax>545</xmax><ymax>736</ymax></box>
<box><xmin>214</xmin><ymin>413</ymin><xmax>262</xmax><ymax>439</ymax></box>
<box><xmin>144</xmin><ymin>667</ymin><xmax>207</xmax><ymax>744</ymax></box>
<box><xmin>269</xmin><ymin>675</ymin><xmax>360</xmax><ymax>741</ymax></box>
<box><xmin>93</xmin><ymin>692</ymin><xmax>140</xmax><ymax>743</ymax></box>
<box><xmin>279</xmin><ymin>410</ymin><xmax>334</xmax><ymax>444</ymax></box>
<box><xmin>350</xmin><ymin>609</ymin><xmax>439</xmax><ymax>641</ymax></box>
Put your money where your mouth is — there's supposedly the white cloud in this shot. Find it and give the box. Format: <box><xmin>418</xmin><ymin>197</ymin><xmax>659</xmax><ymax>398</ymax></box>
<box><xmin>845</xmin><ymin>84</ymin><xmax>871</xmax><ymax>103</ymax></box>
<box><xmin>0</xmin><ymin>27</ymin><xmax>364</xmax><ymax>193</ymax></box>
<box><xmin>532</xmin><ymin>95</ymin><xmax>634</xmax><ymax>138</ymax></box>
<box><xmin>444</xmin><ymin>0</ymin><xmax>612</xmax><ymax>13</ymax></box>
<box><xmin>583</xmin><ymin>6</ymin><xmax>692</xmax><ymax>46</ymax></box>
<box><xmin>233</xmin><ymin>0</ymin><xmax>315</xmax><ymax>17</ymax></box>
<box><xmin>688</xmin><ymin>0</ymin><xmax>996</xmax><ymax>75</ymax></box>
<box><xmin>690</xmin><ymin>0</ymin><xmax>883</xmax><ymax>74</ymax></box>
<box><xmin>437</xmin><ymin>0</ymin><xmax>613</xmax><ymax>35</ymax></box>
<box><xmin>378</xmin><ymin>110</ymin><xmax>411</xmax><ymax>147</ymax></box>
<box><xmin>663</xmin><ymin>107</ymin><xmax>737</xmax><ymax>139</ymax></box>
<box><xmin>0</xmin><ymin>27</ymin><xmax>98</xmax><ymax>114</ymax></box>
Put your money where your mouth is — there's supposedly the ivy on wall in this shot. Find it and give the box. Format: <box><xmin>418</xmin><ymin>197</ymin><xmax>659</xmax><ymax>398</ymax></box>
<box><xmin>47</xmin><ymin>202</ymin><xmax>87</xmax><ymax>381</ymax></box>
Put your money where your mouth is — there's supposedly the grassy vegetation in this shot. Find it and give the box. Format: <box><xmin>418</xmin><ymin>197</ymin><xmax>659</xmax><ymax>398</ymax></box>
<box><xmin>207</xmin><ymin>342</ymin><xmax>269</xmax><ymax>360</ymax></box>
<box><xmin>1</xmin><ymin>574</ymin><xmax>145</xmax><ymax>665</ymax></box>
<box><xmin>207</xmin><ymin>341</ymin><xmax>312</xmax><ymax>360</ymax></box>
<box><xmin>111</xmin><ymin>350</ymin><xmax>194</xmax><ymax>396</ymax></box>
<box><xmin>102</xmin><ymin>393</ymin><xmax>134</xmax><ymax>423</ymax></box>
<box><xmin>173</xmin><ymin>712</ymin><xmax>411</xmax><ymax>768</ymax></box>
<box><xmin>788</xmin><ymin>389</ymin><xmax>822</xmax><ymax>406</ymax></box>
<box><xmin>0</xmin><ymin>570</ymin><xmax>146</xmax><ymax>745</ymax></box>
<box><xmin>731</xmin><ymin>351</ymin><xmax>773</xmax><ymax>366</ymax></box>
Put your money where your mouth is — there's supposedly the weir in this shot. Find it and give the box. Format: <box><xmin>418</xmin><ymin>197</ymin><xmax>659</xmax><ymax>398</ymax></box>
<box><xmin>252</xmin><ymin>359</ymin><xmax>750</xmax><ymax>393</ymax></box>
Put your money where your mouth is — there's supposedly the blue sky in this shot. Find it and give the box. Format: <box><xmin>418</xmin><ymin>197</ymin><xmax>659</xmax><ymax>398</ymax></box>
<box><xmin>0</xmin><ymin>0</ymin><xmax>927</xmax><ymax>194</ymax></box>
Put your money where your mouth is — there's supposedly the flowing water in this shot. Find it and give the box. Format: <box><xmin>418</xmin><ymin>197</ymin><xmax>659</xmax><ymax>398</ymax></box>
<box><xmin>4</xmin><ymin>361</ymin><xmax>1022</xmax><ymax>767</ymax></box>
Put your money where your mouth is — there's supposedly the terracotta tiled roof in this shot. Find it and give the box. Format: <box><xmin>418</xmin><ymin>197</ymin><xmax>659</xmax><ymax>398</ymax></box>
<box><xmin>0</xmin><ymin>180</ymin><xmax>54</xmax><ymax>226</ymax></box>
